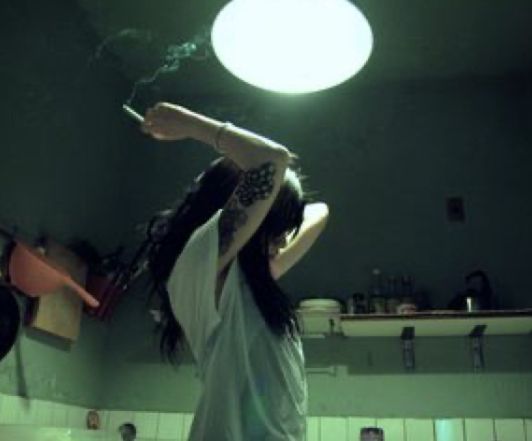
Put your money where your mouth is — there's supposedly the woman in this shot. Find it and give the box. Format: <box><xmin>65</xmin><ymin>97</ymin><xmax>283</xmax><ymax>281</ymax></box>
<box><xmin>142</xmin><ymin>102</ymin><xmax>329</xmax><ymax>441</ymax></box>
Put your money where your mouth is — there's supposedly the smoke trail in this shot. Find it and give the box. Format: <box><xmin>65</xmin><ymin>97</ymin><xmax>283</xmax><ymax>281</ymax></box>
<box><xmin>86</xmin><ymin>24</ymin><xmax>212</xmax><ymax>106</ymax></box>
<box><xmin>124</xmin><ymin>26</ymin><xmax>212</xmax><ymax>105</ymax></box>
<box><xmin>87</xmin><ymin>28</ymin><xmax>154</xmax><ymax>68</ymax></box>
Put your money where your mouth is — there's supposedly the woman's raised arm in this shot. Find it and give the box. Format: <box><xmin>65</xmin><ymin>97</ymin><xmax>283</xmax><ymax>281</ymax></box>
<box><xmin>141</xmin><ymin>102</ymin><xmax>292</xmax><ymax>274</ymax></box>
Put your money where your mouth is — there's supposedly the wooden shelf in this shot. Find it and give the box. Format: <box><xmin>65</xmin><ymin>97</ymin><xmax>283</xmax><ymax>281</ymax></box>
<box><xmin>298</xmin><ymin>309</ymin><xmax>532</xmax><ymax>338</ymax></box>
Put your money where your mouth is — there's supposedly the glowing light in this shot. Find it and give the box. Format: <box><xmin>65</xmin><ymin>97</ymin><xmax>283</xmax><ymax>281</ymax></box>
<box><xmin>211</xmin><ymin>0</ymin><xmax>373</xmax><ymax>94</ymax></box>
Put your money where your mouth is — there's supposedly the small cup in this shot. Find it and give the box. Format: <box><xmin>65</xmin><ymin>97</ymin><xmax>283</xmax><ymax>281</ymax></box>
<box><xmin>361</xmin><ymin>427</ymin><xmax>384</xmax><ymax>441</ymax></box>
<box><xmin>86</xmin><ymin>410</ymin><xmax>100</xmax><ymax>430</ymax></box>
<box><xmin>396</xmin><ymin>303</ymin><xmax>418</xmax><ymax>314</ymax></box>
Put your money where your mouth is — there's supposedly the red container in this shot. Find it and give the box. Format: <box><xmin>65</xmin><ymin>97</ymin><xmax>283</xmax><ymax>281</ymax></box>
<box><xmin>8</xmin><ymin>241</ymin><xmax>99</xmax><ymax>308</ymax></box>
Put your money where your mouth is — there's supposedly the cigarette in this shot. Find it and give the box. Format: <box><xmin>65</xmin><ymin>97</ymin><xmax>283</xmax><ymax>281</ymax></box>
<box><xmin>122</xmin><ymin>104</ymin><xmax>144</xmax><ymax>123</ymax></box>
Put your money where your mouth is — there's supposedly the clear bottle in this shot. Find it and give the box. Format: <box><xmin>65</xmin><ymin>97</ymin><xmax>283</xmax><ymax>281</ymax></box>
<box><xmin>370</xmin><ymin>268</ymin><xmax>383</xmax><ymax>295</ymax></box>
<box><xmin>401</xmin><ymin>275</ymin><xmax>414</xmax><ymax>300</ymax></box>
<box><xmin>386</xmin><ymin>276</ymin><xmax>400</xmax><ymax>314</ymax></box>
<box><xmin>369</xmin><ymin>268</ymin><xmax>386</xmax><ymax>313</ymax></box>
<box><xmin>397</xmin><ymin>274</ymin><xmax>417</xmax><ymax>314</ymax></box>
<box><xmin>352</xmin><ymin>292</ymin><xmax>367</xmax><ymax>314</ymax></box>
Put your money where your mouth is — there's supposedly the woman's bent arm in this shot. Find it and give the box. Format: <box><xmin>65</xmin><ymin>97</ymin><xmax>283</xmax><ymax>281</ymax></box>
<box><xmin>142</xmin><ymin>102</ymin><xmax>292</xmax><ymax>273</ymax></box>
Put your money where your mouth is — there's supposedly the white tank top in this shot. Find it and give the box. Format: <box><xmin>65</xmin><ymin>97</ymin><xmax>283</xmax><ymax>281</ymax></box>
<box><xmin>167</xmin><ymin>210</ymin><xmax>308</xmax><ymax>441</ymax></box>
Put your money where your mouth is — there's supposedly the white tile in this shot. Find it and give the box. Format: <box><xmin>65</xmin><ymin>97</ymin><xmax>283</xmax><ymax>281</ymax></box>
<box><xmin>14</xmin><ymin>396</ymin><xmax>32</xmax><ymax>425</ymax></box>
<box><xmin>307</xmin><ymin>416</ymin><xmax>320</xmax><ymax>441</ymax></box>
<box><xmin>464</xmin><ymin>418</ymin><xmax>493</xmax><ymax>441</ymax></box>
<box><xmin>525</xmin><ymin>419</ymin><xmax>532</xmax><ymax>441</ymax></box>
<box><xmin>157</xmin><ymin>413</ymin><xmax>186</xmax><ymax>441</ymax></box>
<box><xmin>320</xmin><ymin>417</ymin><xmax>348</xmax><ymax>441</ymax></box>
<box><xmin>494</xmin><ymin>419</ymin><xmax>525</xmax><ymax>441</ymax></box>
<box><xmin>108</xmin><ymin>410</ymin><xmax>135</xmax><ymax>434</ymax></box>
<box><xmin>182</xmin><ymin>413</ymin><xmax>194</xmax><ymax>440</ymax></box>
<box><xmin>347</xmin><ymin>417</ymin><xmax>377</xmax><ymax>440</ymax></box>
<box><xmin>434</xmin><ymin>419</ymin><xmax>463</xmax><ymax>441</ymax></box>
<box><xmin>30</xmin><ymin>399</ymin><xmax>51</xmax><ymax>426</ymax></box>
<box><xmin>377</xmin><ymin>418</ymin><xmax>405</xmax><ymax>441</ymax></box>
<box><xmin>52</xmin><ymin>402</ymin><xmax>69</xmax><ymax>427</ymax></box>
<box><xmin>134</xmin><ymin>411</ymin><xmax>159</xmax><ymax>439</ymax></box>
<box><xmin>41</xmin><ymin>400</ymin><xmax>57</xmax><ymax>427</ymax></box>
<box><xmin>67</xmin><ymin>405</ymin><xmax>88</xmax><ymax>429</ymax></box>
<box><xmin>405</xmin><ymin>419</ymin><xmax>434</xmax><ymax>441</ymax></box>
<box><xmin>0</xmin><ymin>395</ymin><xmax>21</xmax><ymax>424</ymax></box>
<box><xmin>98</xmin><ymin>410</ymin><xmax>110</xmax><ymax>431</ymax></box>
<box><xmin>22</xmin><ymin>397</ymin><xmax>34</xmax><ymax>425</ymax></box>
<box><xmin>157</xmin><ymin>413</ymin><xmax>184</xmax><ymax>440</ymax></box>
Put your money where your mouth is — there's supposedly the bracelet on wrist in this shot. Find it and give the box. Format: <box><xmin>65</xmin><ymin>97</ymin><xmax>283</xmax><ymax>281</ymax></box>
<box><xmin>214</xmin><ymin>122</ymin><xmax>233</xmax><ymax>151</ymax></box>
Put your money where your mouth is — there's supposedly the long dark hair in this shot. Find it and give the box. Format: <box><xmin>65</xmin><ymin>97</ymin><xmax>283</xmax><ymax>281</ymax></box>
<box><xmin>145</xmin><ymin>157</ymin><xmax>307</xmax><ymax>363</ymax></box>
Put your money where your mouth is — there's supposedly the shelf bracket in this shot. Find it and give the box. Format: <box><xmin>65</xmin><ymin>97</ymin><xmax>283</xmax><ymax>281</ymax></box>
<box><xmin>401</xmin><ymin>326</ymin><xmax>416</xmax><ymax>371</ymax></box>
<box><xmin>469</xmin><ymin>324</ymin><xmax>486</xmax><ymax>371</ymax></box>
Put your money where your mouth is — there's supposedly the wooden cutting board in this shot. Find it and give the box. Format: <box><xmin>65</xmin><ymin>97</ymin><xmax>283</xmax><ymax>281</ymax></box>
<box><xmin>30</xmin><ymin>240</ymin><xmax>87</xmax><ymax>341</ymax></box>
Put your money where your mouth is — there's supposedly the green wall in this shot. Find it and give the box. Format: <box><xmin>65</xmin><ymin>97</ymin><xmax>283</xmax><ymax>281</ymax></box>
<box><xmin>124</xmin><ymin>76</ymin><xmax>532</xmax><ymax>310</ymax></box>
<box><xmin>0</xmin><ymin>309</ymin><xmax>107</xmax><ymax>408</ymax></box>
<box><xmin>266</xmin><ymin>77</ymin><xmax>532</xmax><ymax>310</ymax></box>
<box><xmin>1</xmin><ymin>0</ymin><xmax>531</xmax><ymax>418</ymax></box>
<box><xmin>101</xmin><ymin>77</ymin><xmax>532</xmax><ymax>416</ymax></box>
<box><xmin>0</xmin><ymin>0</ymin><xmax>140</xmax><ymax>407</ymax></box>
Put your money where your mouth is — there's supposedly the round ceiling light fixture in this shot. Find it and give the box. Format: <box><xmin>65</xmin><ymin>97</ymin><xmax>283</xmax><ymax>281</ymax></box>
<box><xmin>211</xmin><ymin>0</ymin><xmax>373</xmax><ymax>94</ymax></box>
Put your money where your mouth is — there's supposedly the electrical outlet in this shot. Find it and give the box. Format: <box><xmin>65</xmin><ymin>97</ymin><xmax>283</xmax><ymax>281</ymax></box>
<box><xmin>446</xmin><ymin>196</ymin><xmax>465</xmax><ymax>222</ymax></box>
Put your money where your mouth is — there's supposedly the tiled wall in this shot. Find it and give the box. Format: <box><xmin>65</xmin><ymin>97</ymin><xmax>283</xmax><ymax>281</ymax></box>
<box><xmin>0</xmin><ymin>393</ymin><xmax>192</xmax><ymax>440</ymax></box>
<box><xmin>1</xmin><ymin>393</ymin><xmax>531</xmax><ymax>440</ymax></box>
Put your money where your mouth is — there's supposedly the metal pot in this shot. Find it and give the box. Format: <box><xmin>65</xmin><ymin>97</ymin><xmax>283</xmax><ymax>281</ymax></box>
<box><xmin>0</xmin><ymin>284</ymin><xmax>20</xmax><ymax>362</ymax></box>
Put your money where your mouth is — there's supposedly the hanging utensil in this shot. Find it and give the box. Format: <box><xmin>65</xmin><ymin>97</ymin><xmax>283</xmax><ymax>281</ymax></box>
<box><xmin>8</xmin><ymin>241</ymin><xmax>99</xmax><ymax>308</ymax></box>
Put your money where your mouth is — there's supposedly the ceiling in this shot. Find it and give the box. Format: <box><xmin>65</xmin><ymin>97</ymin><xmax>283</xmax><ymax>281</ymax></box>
<box><xmin>76</xmin><ymin>0</ymin><xmax>532</xmax><ymax>97</ymax></box>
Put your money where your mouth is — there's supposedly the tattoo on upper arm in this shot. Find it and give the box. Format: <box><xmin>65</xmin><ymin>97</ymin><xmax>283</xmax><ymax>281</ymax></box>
<box><xmin>235</xmin><ymin>162</ymin><xmax>276</xmax><ymax>206</ymax></box>
<box><xmin>219</xmin><ymin>161</ymin><xmax>277</xmax><ymax>255</ymax></box>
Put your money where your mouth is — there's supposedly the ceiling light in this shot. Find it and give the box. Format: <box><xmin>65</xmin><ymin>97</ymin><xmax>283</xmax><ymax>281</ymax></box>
<box><xmin>211</xmin><ymin>0</ymin><xmax>373</xmax><ymax>94</ymax></box>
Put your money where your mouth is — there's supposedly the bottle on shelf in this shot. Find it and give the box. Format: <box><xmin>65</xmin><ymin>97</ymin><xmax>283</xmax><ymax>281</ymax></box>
<box><xmin>368</xmin><ymin>268</ymin><xmax>386</xmax><ymax>314</ymax></box>
<box><xmin>385</xmin><ymin>275</ymin><xmax>400</xmax><ymax>314</ymax></box>
<box><xmin>355</xmin><ymin>293</ymin><xmax>367</xmax><ymax>314</ymax></box>
<box><xmin>397</xmin><ymin>274</ymin><xmax>418</xmax><ymax>314</ymax></box>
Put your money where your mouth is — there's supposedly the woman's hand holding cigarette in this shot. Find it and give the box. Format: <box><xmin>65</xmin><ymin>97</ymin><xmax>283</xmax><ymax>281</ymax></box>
<box><xmin>139</xmin><ymin>102</ymin><xmax>198</xmax><ymax>141</ymax></box>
